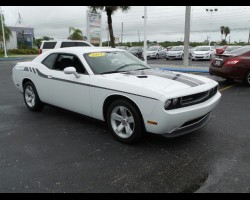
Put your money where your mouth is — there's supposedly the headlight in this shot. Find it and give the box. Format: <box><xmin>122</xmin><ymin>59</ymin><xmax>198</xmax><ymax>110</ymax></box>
<box><xmin>177</xmin><ymin>52</ymin><xmax>182</xmax><ymax>55</ymax></box>
<box><xmin>164</xmin><ymin>98</ymin><xmax>179</xmax><ymax>110</ymax></box>
<box><xmin>205</xmin><ymin>52</ymin><xmax>210</xmax><ymax>55</ymax></box>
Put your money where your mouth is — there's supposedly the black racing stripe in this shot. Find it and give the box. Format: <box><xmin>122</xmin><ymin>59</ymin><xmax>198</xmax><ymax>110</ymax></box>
<box><xmin>36</xmin><ymin>69</ymin><xmax>158</xmax><ymax>101</ymax></box>
<box><xmin>24</xmin><ymin>67</ymin><xmax>29</xmax><ymax>72</ymax></box>
<box><xmin>125</xmin><ymin>70</ymin><xmax>200</xmax><ymax>87</ymax></box>
<box><xmin>32</xmin><ymin>68</ymin><xmax>36</xmax><ymax>74</ymax></box>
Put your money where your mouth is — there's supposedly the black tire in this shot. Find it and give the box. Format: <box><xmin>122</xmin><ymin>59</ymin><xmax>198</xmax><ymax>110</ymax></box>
<box><xmin>106</xmin><ymin>99</ymin><xmax>144</xmax><ymax>143</ymax></box>
<box><xmin>156</xmin><ymin>54</ymin><xmax>159</xmax><ymax>59</ymax></box>
<box><xmin>244</xmin><ymin>71</ymin><xmax>250</xmax><ymax>86</ymax></box>
<box><xmin>209</xmin><ymin>55</ymin><xmax>212</xmax><ymax>61</ymax></box>
<box><xmin>181</xmin><ymin>54</ymin><xmax>184</xmax><ymax>60</ymax></box>
<box><xmin>23</xmin><ymin>81</ymin><xmax>44</xmax><ymax>112</ymax></box>
<box><xmin>166</xmin><ymin>57</ymin><xmax>169</xmax><ymax>60</ymax></box>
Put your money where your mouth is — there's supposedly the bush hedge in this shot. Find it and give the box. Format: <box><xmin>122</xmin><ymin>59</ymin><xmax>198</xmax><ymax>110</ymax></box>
<box><xmin>0</xmin><ymin>48</ymin><xmax>38</xmax><ymax>55</ymax></box>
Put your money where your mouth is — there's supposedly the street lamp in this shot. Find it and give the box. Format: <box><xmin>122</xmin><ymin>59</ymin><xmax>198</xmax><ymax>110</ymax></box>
<box><xmin>205</xmin><ymin>8</ymin><xmax>218</xmax><ymax>46</ymax></box>
<box><xmin>0</xmin><ymin>6</ymin><xmax>8</xmax><ymax>58</ymax></box>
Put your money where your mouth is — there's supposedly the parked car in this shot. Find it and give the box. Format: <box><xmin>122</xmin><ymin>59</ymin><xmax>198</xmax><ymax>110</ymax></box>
<box><xmin>128</xmin><ymin>46</ymin><xmax>143</xmax><ymax>58</ymax></box>
<box><xmin>191</xmin><ymin>46</ymin><xmax>215</xmax><ymax>61</ymax></box>
<box><xmin>166</xmin><ymin>46</ymin><xmax>184</xmax><ymax>60</ymax></box>
<box><xmin>39</xmin><ymin>40</ymin><xmax>93</xmax><ymax>54</ymax></box>
<box><xmin>142</xmin><ymin>46</ymin><xmax>166</xmax><ymax>59</ymax></box>
<box><xmin>223</xmin><ymin>46</ymin><xmax>242</xmax><ymax>54</ymax></box>
<box><xmin>215</xmin><ymin>46</ymin><xmax>228</xmax><ymax>55</ymax></box>
<box><xmin>210</xmin><ymin>46</ymin><xmax>250</xmax><ymax>85</ymax></box>
<box><xmin>12</xmin><ymin>47</ymin><xmax>221</xmax><ymax>143</ymax></box>
<box><xmin>116</xmin><ymin>46</ymin><xmax>129</xmax><ymax>51</ymax></box>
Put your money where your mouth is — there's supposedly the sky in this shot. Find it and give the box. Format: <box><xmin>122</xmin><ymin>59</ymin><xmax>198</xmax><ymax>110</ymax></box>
<box><xmin>2</xmin><ymin>6</ymin><xmax>250</xmax><ymax>43</ymax></box>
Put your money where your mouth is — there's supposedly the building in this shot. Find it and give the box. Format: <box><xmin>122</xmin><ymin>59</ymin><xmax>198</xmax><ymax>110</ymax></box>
<box><xmin>6</xmin><ymin>13</ymin><xmax>34</xmax><ymax>49</ymax></box>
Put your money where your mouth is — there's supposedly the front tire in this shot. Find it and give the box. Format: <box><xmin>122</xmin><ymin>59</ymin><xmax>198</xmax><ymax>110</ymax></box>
<box><xmin>156</xmin><ymin>54</ymin><xmax>159</xmax><ymax>59</ymax></box>
<box><xmin>245</xmin><ymin>71</ymin><xmax>250</xmax><ymax>86</ymax></box>
<box><xmin>23</xmin><ymin>81</ymin><xmax>44</xmax><ymax>111</ymax></box>
<box><xmin>107</xmin><ymin>99</ymin><xmax>144</xmax><ymax>143</ymax></box>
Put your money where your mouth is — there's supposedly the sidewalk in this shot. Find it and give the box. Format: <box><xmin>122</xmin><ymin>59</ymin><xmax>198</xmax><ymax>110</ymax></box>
<box><xmin>149</xmin><ymin>64</ymin><xmax>209</xmax><ymax>73</ymax></box>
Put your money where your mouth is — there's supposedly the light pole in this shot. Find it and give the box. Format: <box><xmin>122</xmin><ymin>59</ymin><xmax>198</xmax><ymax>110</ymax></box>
<box><xmin>143</xmin><ymin>6</ymin><xmax>147</xmax><ymax>64</ymax></box>
<box><xmin>0</xmin><ymin>6</ymin><xmax>8</xmax><ymax>58</ymax></box>
<box><xmin>205</xmin><ymin>8</ymin><xmax>218</xmax><ymax>46</ymax></box>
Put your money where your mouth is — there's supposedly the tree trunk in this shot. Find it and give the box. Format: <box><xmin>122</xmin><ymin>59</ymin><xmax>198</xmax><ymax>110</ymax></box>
<box><xmin>107</xmin><ymin>10</ymin><xmax>115</xmax><ymax>48</ymax></box>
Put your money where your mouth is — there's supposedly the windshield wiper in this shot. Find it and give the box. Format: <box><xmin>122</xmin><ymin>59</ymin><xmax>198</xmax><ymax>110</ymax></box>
<box><xmin>115</xmin><ymin>63</ymin><xmax>148</xmax><ymax>71</ymax></box>
<box><xmin>101</xmin><ymin>70</ymin><xmax>126</xmax><ymax>75</ymax></box>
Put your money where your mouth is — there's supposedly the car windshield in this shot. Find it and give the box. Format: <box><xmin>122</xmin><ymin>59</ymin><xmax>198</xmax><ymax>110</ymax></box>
<box><xmin>171</xmin><ymin>46</ymin><xmax>183</xmax><ymax>51</ymax></box>
<box><xmin>129</xmin><ymin>47</ymin><xmax>140</xmax><ymax>51</ymax></box>
<box><xmin>195</xmin><ymin>47</ymin><xmax>210</xmax><ymax>51</ymax></box>
<box><xmin>147</xmin><ymin>46</ymin><xmax>159</xmax><ymax>51</ymax></box>
<box><xmin>84</xmin><ymin>51</ymin><xmax>150</xmax><ymax>74</ymax></box>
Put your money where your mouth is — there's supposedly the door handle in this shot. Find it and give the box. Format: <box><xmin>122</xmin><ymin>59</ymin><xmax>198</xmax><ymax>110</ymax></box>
<box><xmin>48</xmin><ymin>75</ymin><xmax>53</xmax><ymax>79</ymax></box>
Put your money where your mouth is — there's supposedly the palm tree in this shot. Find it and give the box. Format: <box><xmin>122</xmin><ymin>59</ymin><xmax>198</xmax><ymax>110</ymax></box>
<box><xmin>220</xmin><ymin>26</ymin><xmax>225</xmax><ymax>41</ymax></box>
<box><xmin>224</xmin><ymin>26</ymin><xmax>230</xmax><ymax>41</ymax></box>
<box><xmin>68</xmin><ymin>27</ymin><xmax>84</xmax><ymax>40</ymax></box>
<box><xmin>0</xmin><ymin>14</ymin><xmax>12</xmax><ymax>47</ymax></box>
<box><xmin>89</xmin><ymin>6</ymin><xmax>130</xmax><ymax>48</ymax></box>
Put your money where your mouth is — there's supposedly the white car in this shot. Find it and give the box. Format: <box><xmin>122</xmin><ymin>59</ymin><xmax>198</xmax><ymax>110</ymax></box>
<box><xmin>166</xmin><ymin>46</ymin><xmax>184</xmax><ymax>60</ymax></box>
<box><xmin>191</xmin><ymin>46</ymin><xmax>215</xmax><ymax>61</ymax></box>
<box><xmin>142</xmin><ymin>46</ymin><xmax>166</xmax><ymax>59</ymax></box>
<box><xmin>12</xmin><ymin>47</ymin><xmax>221</xmax><ymax>143</ymax></box>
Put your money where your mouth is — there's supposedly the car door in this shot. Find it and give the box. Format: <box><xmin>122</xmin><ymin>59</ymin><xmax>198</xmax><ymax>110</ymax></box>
<box><xmin>37</xmin><ymin>53</ymin><xmax>92</xmax><ymax>117</ymax></box>
<box><xmin>159</xmin><ymin>47</ymin><xmax>165</xmax><ymax>58</ymax></box>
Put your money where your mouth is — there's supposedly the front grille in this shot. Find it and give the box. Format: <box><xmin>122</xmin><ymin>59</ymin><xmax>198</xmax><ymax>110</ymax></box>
<box><xmin>180</xmin><ymin>86</ymin><xmax>218</xmax><ymax>107</ymax></box>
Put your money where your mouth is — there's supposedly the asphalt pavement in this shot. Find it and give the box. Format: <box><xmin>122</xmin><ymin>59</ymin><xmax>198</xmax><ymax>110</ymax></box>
<box><xmin>0</xmin><ymin>58</ymin><xmax>250</xmax><ymax>193</ymax></box>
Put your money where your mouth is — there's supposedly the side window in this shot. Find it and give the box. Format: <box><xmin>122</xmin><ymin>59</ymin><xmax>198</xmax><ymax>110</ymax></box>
<box><xmin>53</xmin><ymin>54</ymin><xmax>87</xmax><ymax>74</ymax></box>
<box><xmin>42</xmin><ymin>53</ymin><xmax>58</xmax><ymax>69</ymax></box>
<box><xmin>75</xmin><ymin>42</ymin><xmax>91</xmax><ymax>47</ymax></box>
<box><xmin>42</xmin><ymin>42</ymin><xmax>57</xmax><ymax>49</ymax></box>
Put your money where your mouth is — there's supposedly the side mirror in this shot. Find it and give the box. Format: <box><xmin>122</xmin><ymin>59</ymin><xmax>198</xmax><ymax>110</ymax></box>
<box><xmin>64</xmin><ymin>67</ymin><xmax>81</xmax><ymax>78</ymax></box>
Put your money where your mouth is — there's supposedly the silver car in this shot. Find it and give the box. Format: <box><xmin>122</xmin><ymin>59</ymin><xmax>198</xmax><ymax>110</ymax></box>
<box><xmin>143</xmin><ymin>46</ymin><xmax>166</xmax><ymax>59</ymax></box>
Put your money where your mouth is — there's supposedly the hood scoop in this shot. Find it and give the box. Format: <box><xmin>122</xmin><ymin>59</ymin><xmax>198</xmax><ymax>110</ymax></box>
<box><xmin>137</xmin><ymin>75</ymin><xmax>148</xmax><ymax>78</ymax></box>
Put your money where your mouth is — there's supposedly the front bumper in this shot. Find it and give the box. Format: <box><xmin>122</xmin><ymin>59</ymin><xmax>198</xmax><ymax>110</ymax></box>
<box><xmin>167</xmin><ymin>54</ymin><xmax>182</xmax><ymax>59</ymax></box>
<box><xmin>143</xmin><ymin>91</ymin><xmax>221</xmax><ymax>136</ymax></box>
<box><xmin>192</xmin><ymin>54</ymin><xmax>210</xmax><ymax>60</ymax></box>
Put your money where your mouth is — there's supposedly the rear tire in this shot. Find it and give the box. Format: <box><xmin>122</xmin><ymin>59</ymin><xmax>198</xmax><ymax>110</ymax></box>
<box><xmin>107</xmin><ymin>99</ymin><xmax>144</xmax><ymax>143</ymax></box>
<box><xmin>23</xmin><ymin>81</ymin><xmax>44</xmax><ymax>112</ymax></box>
<box><xmin>244</xmin><ymin>71</ymin><xmax>250</xmax><ymax>86</ymax></box>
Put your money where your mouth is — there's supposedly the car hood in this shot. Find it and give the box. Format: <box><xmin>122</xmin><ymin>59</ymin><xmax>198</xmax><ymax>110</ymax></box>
<box><xmin>167</xmin><ymin>50</ymin><xmax>183</xmax><ymax>54</ymax></box>
<box><xmin>101</xmin><ymin>69</ymin><xmax>214</xmax><ymax>100</ymax></box>
<box><xmin>193</xmin><ymin>51</ymin><xmax>210</xmax><ymax>54</ymax></box>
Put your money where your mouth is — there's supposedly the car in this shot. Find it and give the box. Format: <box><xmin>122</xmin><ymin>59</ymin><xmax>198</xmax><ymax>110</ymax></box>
<box><xmin>210</xmin><ymin>46</ymin><xmax>250</xmax><ymax>85</ymax></box>
<box><xmin>223</xmin><ymin>46</ymin><xmax>242</xmax><ymax>54</ymax></box>
<box><xmin>116</xmin><ymin>46</ymin><xmax>129</xmax><ymax>51</ymax></box>
<box><xmin>128</xmin><ymin>46</ymin><xmax>143</xmax><ymax>58</ymax></box>
<box><xmin>191</xmin><ymin>46</ymin><xmax>215</xmax><ymax>61</ymax></box>
<box><xmin>142</xmin><ymin>46</ymin><xmax>166</xmax><ymax>59</ymax></box>
<box><xmin>215</xmin><ymin>46</ymin><xmax>228</xmax><ymax>55</ymax></box>
<box><xmin>12</xmin><ymin>47</ymin><xmax>221</xmax><ymax>143</ymax></box>
<box><xmin>166</xmin><ymin>46</ymin><xmax>184</xmax><ymax>60</ymax></box>
<box><xmin>39</xmin><ymin>40</ymin><xmax>93</xmax><ymax>54</ymax></box>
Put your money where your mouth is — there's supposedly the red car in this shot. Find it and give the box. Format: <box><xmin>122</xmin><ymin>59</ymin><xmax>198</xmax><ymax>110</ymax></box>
<box><xmin>209</xmin><ymin>46</ymin><xmax>250</xmax><ymax>85</ymax></box>
<box><xmin>215</xmin><ymin>46</ymin><xmax>228</xmax><ymax>54</ymax></box>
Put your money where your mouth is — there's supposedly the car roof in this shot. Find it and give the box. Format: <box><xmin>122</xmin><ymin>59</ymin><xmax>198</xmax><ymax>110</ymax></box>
<box><xmin>41</xmin><ymin>40</ymin><xmax>90</xmax><ymax>43</ymax></box>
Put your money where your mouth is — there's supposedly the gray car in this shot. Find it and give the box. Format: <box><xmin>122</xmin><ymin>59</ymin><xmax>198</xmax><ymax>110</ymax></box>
<box><xmin>128</xmin><ymin>46</ymin><xmax>143</xmax><ymax>58</ymax></box>
<box><xmin>142</xmin><ymin>46</ymin><xmax>166</xmax><ymax>59</ymax></box>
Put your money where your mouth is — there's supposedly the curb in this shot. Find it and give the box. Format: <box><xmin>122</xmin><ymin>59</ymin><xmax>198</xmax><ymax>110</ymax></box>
<box><xmin>159</xmin><ymin>67</ymin><xmax>209</xmax><ymax>73</ymax></box>
<box><xmin>0</xmin><ymin>57</ymin><xmax>23</xmax><ymax>61</ymax></box>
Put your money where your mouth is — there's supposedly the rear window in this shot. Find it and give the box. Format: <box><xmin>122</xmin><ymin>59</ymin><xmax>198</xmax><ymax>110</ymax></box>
<box><xmin>42</xmin><ymin>42</ymin><xmax>57</xmax><ymax>49</ymax></box>
<box><xmin>61</xmin><ymin>42</ymin><xmax>91</xmax><ymax>48</ymax></box>
<box><xmin>227</xmin><ymin>46</ymin><xmax>250</xmax><ymax>56</ymax></box>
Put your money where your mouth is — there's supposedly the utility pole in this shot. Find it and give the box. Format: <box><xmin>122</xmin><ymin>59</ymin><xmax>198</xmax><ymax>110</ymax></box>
<box><xmin>205</xmin><ymin>8</ymin><xmax>218</xmax><ymax>46</ymax></box>
<box><xmin>143</xmin><ymin>6</ymin><xmax>147</xmax><ymax>64</ymax></box>
<box><xmin>0</xmin><ymin>6</ymin><xmax>8</xmax><ymax>58</ymax></box>
<box><xmin>183</xmin><ymin>6</ymin><xmax>191</xmax><ymax>67</ymax></box>
<box><xmin>121</xmin><ymin>22</ymin><xmax>123</xmax><ymax>46</ymax></box>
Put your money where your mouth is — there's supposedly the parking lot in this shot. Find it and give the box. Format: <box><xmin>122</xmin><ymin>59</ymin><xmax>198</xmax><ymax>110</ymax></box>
<box><xmin>0</xmin><ymin>58</ymin><xmax>250</xmax><ymax>193</ymax></box>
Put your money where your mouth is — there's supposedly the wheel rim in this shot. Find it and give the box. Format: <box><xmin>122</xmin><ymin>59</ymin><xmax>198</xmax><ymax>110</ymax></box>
<box><xmin>25</xmin><ymin>86</ymin><xmax>35</xmax><ymax>107</ymax></box>
<box><xmin>247</xmin><ymin>73</ymin><xmax>250</xmax><ymax>84</ymax></box>
<box><xmin>110</xmin><ymin>106</ymin><xmax>135</xmax><ymax>139</ymax></box>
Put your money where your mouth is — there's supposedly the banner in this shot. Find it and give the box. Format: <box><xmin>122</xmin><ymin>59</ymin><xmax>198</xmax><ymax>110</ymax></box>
<box><xmin>86</xmin><ymin>10</ymin><xmax>102</xmax><ymax>45</ymax></box>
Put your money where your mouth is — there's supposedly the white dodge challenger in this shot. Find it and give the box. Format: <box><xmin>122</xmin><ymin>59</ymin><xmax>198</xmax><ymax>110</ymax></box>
<box><xmin>12</xmin><ymin>47</ymin><xmax>221</xmax><ymax>143</ymax></box>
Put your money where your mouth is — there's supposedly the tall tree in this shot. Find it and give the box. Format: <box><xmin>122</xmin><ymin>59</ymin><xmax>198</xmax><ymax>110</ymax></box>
<box><xmin>224</xmin><ymin>26</ymin><xmax>230</xmax><ymax>41</ymax></box>
<box><xmin>0</xmin><ymin>14</ymin><xmax>12</xmax><ymax>46</ymax></box>
<box><xmin>68</xmin><ymin>27</ymin><xmax>84</xmax><ymax>40</ymax></box>
<box><xmin>89</xmin><ymin>6</ymin><xmax>130</xmax><ymax>48</ymax></box>
<box><xmin>220</xmin><ymin>26</ymin><xmax>225</xmax><ymax>41</ymax></box>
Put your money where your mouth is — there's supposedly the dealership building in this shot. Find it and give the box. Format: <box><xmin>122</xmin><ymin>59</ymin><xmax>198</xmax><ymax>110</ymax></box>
<box><xmin>6</xmin><ymin>14</ymin><xmax>34</xmax><ymax>49</ymax></box>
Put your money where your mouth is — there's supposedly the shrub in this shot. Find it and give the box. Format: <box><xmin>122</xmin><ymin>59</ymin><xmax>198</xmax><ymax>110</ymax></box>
<box><xmin>7</xmin><ymin>48</ymin><xmax>39</xmax><ymax>55</ymax></box>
